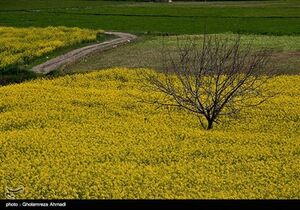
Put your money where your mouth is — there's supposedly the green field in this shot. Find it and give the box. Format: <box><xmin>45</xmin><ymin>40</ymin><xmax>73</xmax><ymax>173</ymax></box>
<box><xmin>64</xmin><ymin>34</ymin><xmax>300</xmax><ymax>75</ymax></box>
<box><xmin>1</xmin><ymin>0</ymin><xmax>299</xmax><ymax>35</ymax></box>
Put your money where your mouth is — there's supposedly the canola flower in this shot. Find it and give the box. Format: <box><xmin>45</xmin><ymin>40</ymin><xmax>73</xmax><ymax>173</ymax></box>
<box><xmin>0</xmin><ymin>68</ymin><xmax>299</xmax><ymax>199</ymax></box>
<box><xmin>0</xmin><ymin>26</ymin><xmax>102</xmax><ymax>69</ymax></box>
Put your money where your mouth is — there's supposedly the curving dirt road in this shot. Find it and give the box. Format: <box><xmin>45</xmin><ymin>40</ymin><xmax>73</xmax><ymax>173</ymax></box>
<box><xmin>31</xmin><ymin>32</ymin><xmax>137</xmax><ymax>74</ymax></box>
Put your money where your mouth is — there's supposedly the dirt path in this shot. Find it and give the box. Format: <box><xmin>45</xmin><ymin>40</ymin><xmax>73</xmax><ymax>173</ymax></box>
<box><xmin>31</xmin><ymin>32</ymin><xmax>137</xmax><ymax>74</ymax></box>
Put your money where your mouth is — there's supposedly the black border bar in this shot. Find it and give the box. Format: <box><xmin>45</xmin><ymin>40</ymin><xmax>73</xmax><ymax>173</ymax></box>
<box><xmin>1</xmin><ymin>199</ymin><xmax>299</xmax><ymax>210</ymax></box>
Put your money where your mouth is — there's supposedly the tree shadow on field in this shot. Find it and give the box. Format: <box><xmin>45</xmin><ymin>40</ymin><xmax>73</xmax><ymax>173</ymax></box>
<box><xmin>0</xmin><ymin>66</ymin><xmax>41</xmax><ymax>86</ymax></box>
<box><xmin>0</xmin><ymin>66</ymin><xmax>95</xmax><ymax>87</ymax></box>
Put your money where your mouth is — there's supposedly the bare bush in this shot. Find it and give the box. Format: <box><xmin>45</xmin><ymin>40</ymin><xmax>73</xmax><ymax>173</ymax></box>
<box><xmin>143</xmin><ymin>35</ymin><xmax>275</xmax><ymax>130</ymax></box>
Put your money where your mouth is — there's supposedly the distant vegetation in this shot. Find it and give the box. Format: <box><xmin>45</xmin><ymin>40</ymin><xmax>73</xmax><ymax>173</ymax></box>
<box><xmin>0</xmin><ymin>0</ymin><xmax>299</xmax><ymax>35</ymax></box>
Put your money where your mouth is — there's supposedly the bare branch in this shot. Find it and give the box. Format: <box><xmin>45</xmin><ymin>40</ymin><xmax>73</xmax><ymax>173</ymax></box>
<box><xmin>142</xmin><ymin>34</ymin><xmax>275</xmax><ymax>130</ymax></box>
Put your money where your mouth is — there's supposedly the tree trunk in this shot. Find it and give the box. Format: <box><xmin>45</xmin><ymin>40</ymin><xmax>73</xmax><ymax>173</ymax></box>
<box><xmin>207</xmin><ymin>120</ymin><xmax>213</xmax><ymax>130</ymax></box>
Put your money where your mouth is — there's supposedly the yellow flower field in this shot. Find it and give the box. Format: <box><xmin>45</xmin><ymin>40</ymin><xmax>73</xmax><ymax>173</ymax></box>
<box><xmin>0</xmin><ymin>68</ymin><xmax>299</xmax><ymax>199</ymax></box>
<box><xmin>0</xmin><ymin>26</ymin><xmax>102</xmax><ymax>69</ymax></box>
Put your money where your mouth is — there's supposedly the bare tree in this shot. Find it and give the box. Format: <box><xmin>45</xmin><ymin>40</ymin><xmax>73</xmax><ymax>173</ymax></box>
<box><xmin>143</xmin><ymin>35</ymin><xmax>274</xmax><ymax>130</ymax></box>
